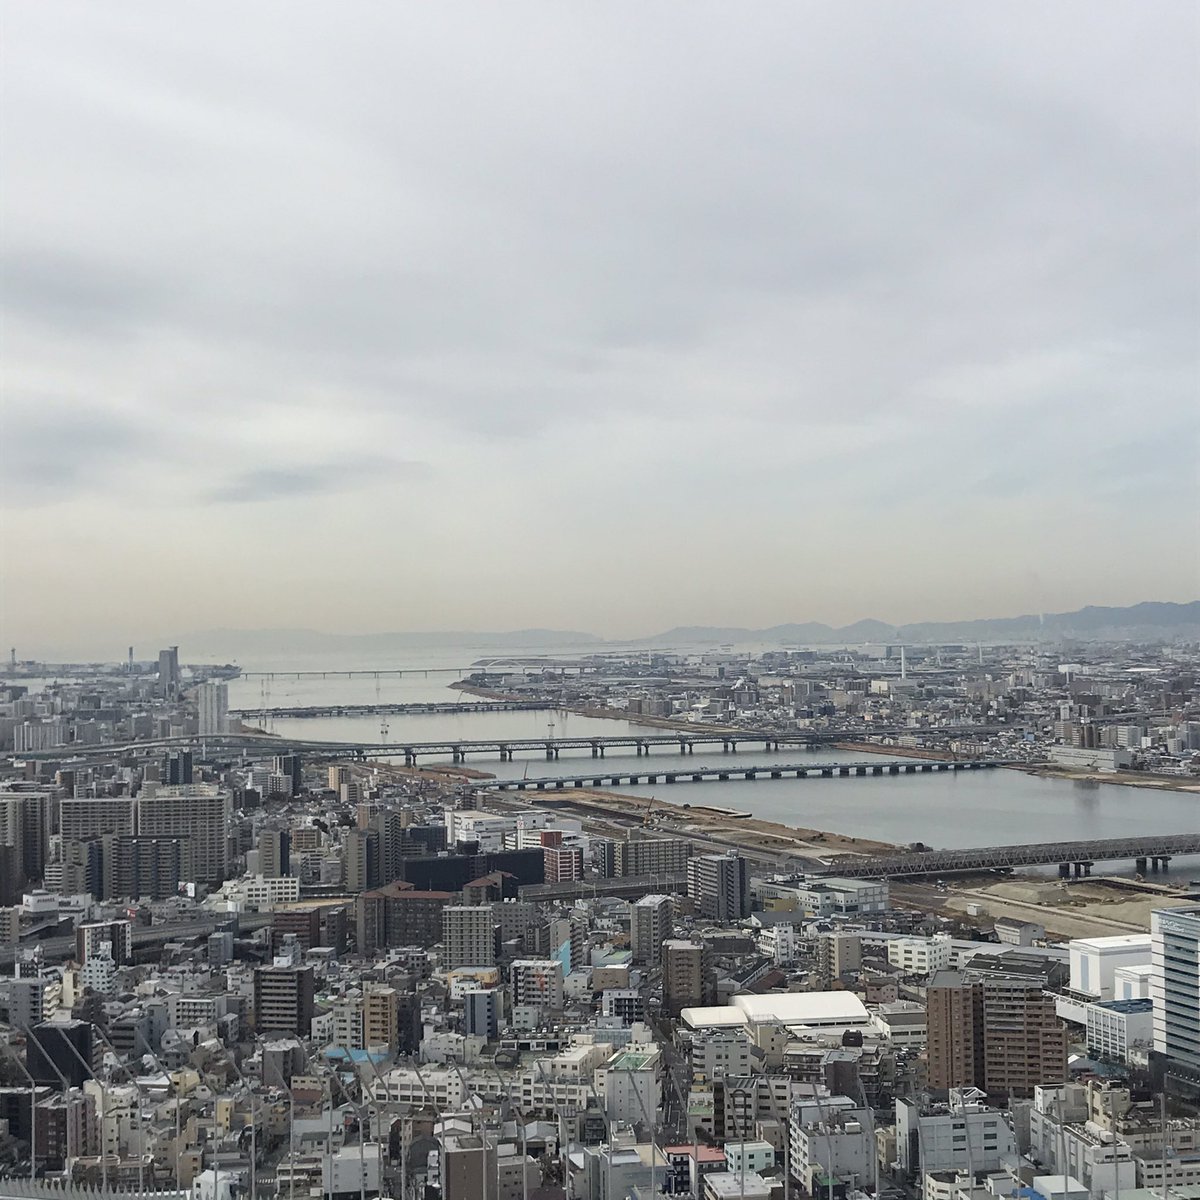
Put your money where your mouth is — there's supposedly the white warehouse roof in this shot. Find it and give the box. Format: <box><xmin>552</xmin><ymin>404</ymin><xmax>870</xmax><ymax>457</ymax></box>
<box><xmin>732</xmin><ymin>991</ymin><xmax>870</xmax><ymax>1026</ymax></box>
<box><xmin>681</xmin><ymin>991</ymin><xmax>871</xmax><ymax>1031</ymax></box>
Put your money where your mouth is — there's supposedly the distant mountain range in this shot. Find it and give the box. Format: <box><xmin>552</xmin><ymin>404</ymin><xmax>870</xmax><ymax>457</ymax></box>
<box><xmin>640</xmin><ymin>601</ymin><xmax>1200</xmax><ymax>646</ymax></box>
<box><xmin>170</xmin><ymin>602</ymin><xmax>1200</xmax><ymax>660</ymax></box>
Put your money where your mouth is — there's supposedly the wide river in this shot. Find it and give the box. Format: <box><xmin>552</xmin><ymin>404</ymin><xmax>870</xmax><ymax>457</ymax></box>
<box><xmin>222</xmin><ymin>652</ymin><xmax>1200</xmax><ymax>866</ymax></box>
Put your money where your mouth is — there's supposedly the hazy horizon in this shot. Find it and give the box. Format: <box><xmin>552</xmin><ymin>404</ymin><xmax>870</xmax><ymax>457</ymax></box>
<box><xmin>2</xmin><ymin>3</ymin><xmax>1197</xmax><ymax>649</ymax></box>
<box><xmin>9</xmin><ymin>597</ymin><xmax>1200</xmax><ymax>662</ymax></box>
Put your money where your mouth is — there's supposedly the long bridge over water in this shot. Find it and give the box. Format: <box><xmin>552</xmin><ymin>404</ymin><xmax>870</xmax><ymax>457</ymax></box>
<box><xmin>231</xmin><ymin>700</ymin><xmax>554</xmax><ymax>719</ymax></box>
<box><xmin>482</xmin><ymin>757</ymin><xmax>1009</xmax><ymax>790</ymax></box>
<box><xmin>11</xmin><ymin>724</ymin><xmax>1014</xmax><ymax>764</ymax></box>
<box><xmin>822</xmin><ymin>832</ymin><xmax>1200</xmax><ymax>878</ymax></box>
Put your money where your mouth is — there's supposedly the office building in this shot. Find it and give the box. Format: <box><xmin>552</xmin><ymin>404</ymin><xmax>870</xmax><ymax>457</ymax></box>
<box><xmin>443</xmin><ymin>906</ymin><xmax>497</xmax><ymax>968</ymax></box>
<box><xmin>76</xmin><ymin>920</ymin><xmax>132</xmax><ymax>966</ymax></box>
<box><xmin>1151</xmin><ymin>904</ymin><xmax>1200</xmax><ymax>1071</ymax></box>
<box><xmin>895</xmin><ymin>1093</ymin><xmax>1017</xmax><ymax>1182</ymax></box>
<box><xmin>271</xmin><ymin>754</ymin><xmax>302</xmax><ymax>797</ymax></box>
<box><xmin>27</xmin><ymin>1021</ymin><xmax>94</xmax><ymax>1090</ymax></box>
<box><xmin>157</xmin><ymin>647</ymin><xmax>180</xmax><ymax>697</ymax></box>
<box><xmin>254</xmin><ymin>963</ymin><xmax>315</xmax><ymax>1035</ymax></box>
<box><xmin>1069</xmin><ymin>934</ymin><xmax>1153</xmax><ymax>1001</ymax></box>
<box><xmin>135</xmin><ymin>785</ymin><xmax>230</xmax><ymax>885</ymax></box>
<box><xmin>630</xmin><ymin>895</ymin><xmax>673</xmax><ymax>966</ymax></box>
<box><xmin>465</xmin><ymin>989</ymin><xmax>500</xmax><ymax>1041</ymax></box>
<box><xmin>258</xmin><ymin>829</ymin><xmax>291</xmax><ymax>878</ymax></box>
<box><xmin>164</xmin><ymin>749</ymin><xmax>193</xmax><ymax>786</ymax></box>
<box><xmin>686</xmin><ymin>854</ymin><xmax>749</xmax><ymax>922</ymax></box>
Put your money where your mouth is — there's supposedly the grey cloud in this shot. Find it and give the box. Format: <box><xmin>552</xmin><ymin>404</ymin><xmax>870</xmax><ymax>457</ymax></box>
<box><xmin>206</xmin><ymin>459</ymin><xmax>428</xmax><ymax>505</ymax></box>
<box><xmin>0</xmin><ymin>2</ymin><xmax>1196</xmax><ymax>639</ymax></box>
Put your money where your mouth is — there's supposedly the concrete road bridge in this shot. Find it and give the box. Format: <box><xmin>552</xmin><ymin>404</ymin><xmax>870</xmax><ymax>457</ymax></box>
<box><xmin>481</xmin><ymin>758</ymin><xmax>1010</xmax><ymax>791</ymax></box>
<box><xmin>822</xmin><ymin>832</ymin><xmax>1200</xmax><ymax>879</ymax></box>
<box><xmin>230</xmin><ymin>699</ymin><xmax>554</xmax><ymax>719</ymax></box>
<box><xmin>10</xmin><ymin>724</ymin><xmax>1018</xmax><ymax>764</ymax></box>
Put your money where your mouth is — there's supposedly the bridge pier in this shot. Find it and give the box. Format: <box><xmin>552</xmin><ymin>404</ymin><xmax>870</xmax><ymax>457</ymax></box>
<box><xmin>1136</xmin><ymin>857</ymin><xmax>1147</xmax><ymax>875</ymax></box>
<box><xmin>404</xmin><ymin>751</ymin><xmax>416</xmax><ymax>766</ymax></box>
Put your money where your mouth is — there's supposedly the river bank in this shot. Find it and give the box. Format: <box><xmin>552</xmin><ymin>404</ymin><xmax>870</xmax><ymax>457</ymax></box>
<box><xmin>1014</xmin><ymin>764</ymin><xmax>1200</xmax><ymax>794</ymax></box>
<box><xmin>453</xmin><ymin>681</ymin><xmax>740</xmax><ymax>735</ymax></box>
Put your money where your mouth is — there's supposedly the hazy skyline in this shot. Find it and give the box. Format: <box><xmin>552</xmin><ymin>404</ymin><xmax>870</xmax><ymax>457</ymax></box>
<box><xmin>2</xmin><ymin>2</ymin><xmax>1197</xmax><ymax>653</ymax></box>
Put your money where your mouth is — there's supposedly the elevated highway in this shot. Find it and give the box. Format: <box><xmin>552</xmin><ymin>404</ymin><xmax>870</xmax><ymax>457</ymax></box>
<box><xmin>822</xmin><ymin>832</ymin><xmax>1200</xmax><ymax>878</ymax></box>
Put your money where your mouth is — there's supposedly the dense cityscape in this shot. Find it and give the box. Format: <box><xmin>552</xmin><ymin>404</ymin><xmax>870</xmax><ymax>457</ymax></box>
<box><xmin>0</xmin><ymin>631</ymin><xmax>1196</xmax><ymax>1200</ymax></box>
<box><xmin>3</xmin><ymin>4</ymin><xmax>1197</xmax><ymax>1200</ymax></box>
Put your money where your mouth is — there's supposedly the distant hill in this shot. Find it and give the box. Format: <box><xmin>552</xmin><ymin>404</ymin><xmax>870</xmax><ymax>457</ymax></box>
<box><xmin>644</xmin><ymin>601</ymin><xmax>1200</xmax><ymax>646</ymax></box>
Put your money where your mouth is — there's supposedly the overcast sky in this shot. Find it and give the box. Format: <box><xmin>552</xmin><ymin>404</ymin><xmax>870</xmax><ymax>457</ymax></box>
<box><xmin>2</xmin><ymin>2</ymin><xmax>1197</xmax><ymax>654</ymax></box>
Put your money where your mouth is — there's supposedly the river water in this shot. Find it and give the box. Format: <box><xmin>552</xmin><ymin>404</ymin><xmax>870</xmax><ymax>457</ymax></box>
<box><xmin>222</xmin><ymin>649</ymin><xmax>1199</xmax><ymax>862</ymax></box>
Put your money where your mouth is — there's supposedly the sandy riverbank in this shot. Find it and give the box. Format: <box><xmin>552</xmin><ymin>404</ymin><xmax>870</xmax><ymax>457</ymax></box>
<box><xmin>1014</xmin><ymin>764</ymin><xmax>1200</xmax><ymax>793</ymax></box>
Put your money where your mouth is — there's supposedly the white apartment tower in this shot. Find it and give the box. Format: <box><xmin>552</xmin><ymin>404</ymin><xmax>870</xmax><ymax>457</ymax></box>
<box><xmin>196</xmin><ymin>682</ymin><xmax>230</xmax><ymax>737</ymax></box>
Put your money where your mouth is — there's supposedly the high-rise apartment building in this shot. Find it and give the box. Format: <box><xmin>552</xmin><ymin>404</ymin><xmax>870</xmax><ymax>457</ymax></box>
<box><xmin>135</xmin><ymin>785</ymin><xmax>230</xmax><ymax>885</ymax></box>
<box><xmin>510</xmin><ymin>959</ymin><xmax>564</xmax><ymax>1012</ymax></box>
<box><xmin>926</xmin><ymin>968</ymin><xmax>1067</xmax><ymax>1098</ymax></box>
<box><xmin>597</xmin><ymin>838</ymin><xmax>691</xmax><ymax>878</ymax></box>
<box><xmin>60</xmin><ymin>799</ymin><xmax>135</xmax><ymax>842</ymax></box>
<box><xmin>663</xmin><ymin>938</ymin><xmax>707</xmax><ymax>1017</ymax></box>
<box><xmin>363</xmin><ymin>985</ymin><xmax>399</xmax><ymax>1052</ymax></box>
<box><xmin>630</xmin><ymin>894</ymin><xmax>673</xmax><ymax>966</ymax></box>
<box><xmin>111</xmin><ymin>835</ymin><xmax>193</xmax><ymax>899</ymax></box>
<box><xmin>1151</xmin><ymin>904</ymin><xmax>1200</xmax><ymax>1072</ymax></box>
<box><xmin>443</xmin><ymin>905</ymin><xmax>497</xmax><ymax>968</ymax></box>
<box><xmin>253</xmin><ymin>963</ymin><xmax>315</xmax><ymax>1034</ymax></box>
<box><xmin>196</xmin><ymin>682</ymin><xmax>229</xmax><ymax>736</ymax></box>
<box><xmin>0</xmin><ymin>792</ymin><xmax>52</xmax><ymax>885</ymax></box>
<box><xmin>686</xmin><ymin>854</ymin><xmax>750</xmax><ymax>922</ymax></box>
<box><xmin>345</xmin><ymin>829</ymin><xmax>381</xmax><ymax>893</ymax></box>
<box><xmin>543</xmin><ymin>844</ymin><xmax>583</xmax><ymax>883</ymax></box>
<box><xmin>927</xmin><ymin>970</ymin><xmax>985</xmax><ymax>1089</ymax></box>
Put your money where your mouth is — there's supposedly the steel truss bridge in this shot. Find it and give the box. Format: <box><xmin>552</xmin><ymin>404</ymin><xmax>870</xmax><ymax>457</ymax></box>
<box><xmin>481</xmin><ymin>758</ymin><xmax>1009</xmax><ymax>791</ymax></box>
<box><xmin>822</xmin><ymin>832</ymin><xmax>1200</xmax><ymax>878</ymax></box>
